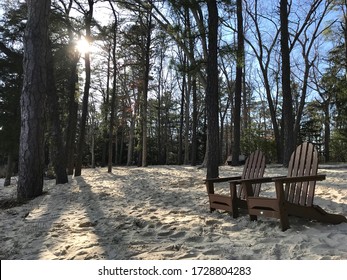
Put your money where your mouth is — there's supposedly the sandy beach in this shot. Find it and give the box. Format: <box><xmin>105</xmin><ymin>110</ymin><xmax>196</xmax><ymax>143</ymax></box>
<box><xmin>1</xmin><ymin>164</ymin><xmax>347</xmax><ymax>260</ymax></box>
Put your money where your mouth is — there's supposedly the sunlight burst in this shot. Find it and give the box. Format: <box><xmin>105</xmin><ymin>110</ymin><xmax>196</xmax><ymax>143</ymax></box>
<box><xmin>76</xmin><ymin>38</ymin><xmax>90</xmax><ymax>54</ymax></box>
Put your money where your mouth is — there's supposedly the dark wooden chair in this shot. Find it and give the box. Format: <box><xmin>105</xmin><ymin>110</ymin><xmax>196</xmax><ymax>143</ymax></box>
<box><xmin>205</xmin><ymin>150</ymin><xmax>266</xmax><ymax>218</ymax></box>
<box><xmin>243</xmin><ymin>142</ymin><xmax>347</xmax><ymax>231</ymax></box>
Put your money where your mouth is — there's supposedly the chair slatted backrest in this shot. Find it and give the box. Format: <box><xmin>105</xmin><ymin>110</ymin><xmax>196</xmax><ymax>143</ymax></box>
<box><xmin>285</xmin><ymin>142</ymin><xmax>318</xmax><ymax>206</ymax></box>
<box><xmin>239</xmin><ymin>150</ymin><xmax>266</xmax><ymax>199</ymax></box>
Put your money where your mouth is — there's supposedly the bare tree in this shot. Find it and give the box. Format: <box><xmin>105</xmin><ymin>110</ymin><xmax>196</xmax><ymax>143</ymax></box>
<box><xmin>280</xmin><ymin>0</ymin><xmax>294</xmax><ymax>166</ymax></box>
<box><xmin>244</xmin><ymin>0</ymin><xmax>282</xmax><ymax>162</ymax></box>
<box><xmin>292</xmin><ymin>0</ymin><xmax>333</xmax><ymax>141</ymax></box>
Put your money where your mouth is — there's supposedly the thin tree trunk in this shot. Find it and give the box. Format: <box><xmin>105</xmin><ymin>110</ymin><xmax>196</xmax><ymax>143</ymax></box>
<box><xmin>108</xmin><ymin>1</ymin><xmax>119</xmax><ymax>172</ymax></box>
<box><xmin>164</xmin><ymin>104</ymin><xmax>170</xmax><ymax>164</ymax></box>
<box><xmin>179</xmin><ymin>65</ymin><xmax>186</xmax><ymax>165</ymax></box>
<box><xmin>141</xmin><ymin>10</ymin><xmax>152</xmax><ymax>167</ymax></box>
<box><xmin>127</xmin><ymin>114</ymin><xmax>135</xmax><ymax>166</ymax></box>
<box><xmin>263</xmin><ymin>72</ymin><xmax>282</xmax><ymax>163</ymax></box>
<box><xmin>74</xmin><ymin>52</ymin><xmax>91</xmax><ymax>176</ymax></box>
<box><xmin>65</xmin><ymin>50</ymin><xmax>79</xmax><ymax>175</ymax></box>
<box><xmin>324</xmin><ymin>101</ymin><xmax>330</xmax><ymax>162</ymax></box>
<box><xmin>108</xmin><ymin>26</ymin><xmax>118</xmax><ymax>172</ymax></box>
<box><xmin>232</xmin><ymin>0</ymin><xmax>244</xmax><ymax>166</ymax></box>
<box><xmin>4</xmin><ymin>152</ymin><xmax>13</xmax><ymax>186</ymax></box>
<box><xmin>102</xmin><ymin>48</ymin><xmax>111</xmax><ymax>167</ymax></box>
<box><xmin>184</xmin><ymin>71</ymin><xmax>191</xmax><ymax>165</ymax></box>
<box><xmin>74</xmin><ymin>2</ymin><xmax>93</xmax><ymax>176</ymax></box>
<box><xmin>280</xmin><ymin>0</ymin><xmax>294</xmax><ymax>166</ymax></box>
<box><xmin>58</xmin><ymin>0</ymin><xmax>77</xmax><ymax>175</ymax></box>
<box><xmin>184</xmin><ymin>7</ymin><xmax>191</xmax><ymax>165</ymax></box>
<box><xmin>242</xmin><ymin>51</ymin><xmax>248</xmax><ymax>132</ymax></box>
<box><xmin>191</xmin><ymin>77</ymin><xmax>198</xmax><ymax>166</ymax></box>
<box><xmin>157</xmin><ymin>49</ymin><xmax>163</xmax><ymax>164</ymax></box>
<box><xmin>46</xmin><ymin>43</ymin><xmax>68</xmax><ymax>184</ymax></box>
<box><xmin>90</xmin><ymin>126</ymin><xmax>95</xmax><ymax>168</ymax></box>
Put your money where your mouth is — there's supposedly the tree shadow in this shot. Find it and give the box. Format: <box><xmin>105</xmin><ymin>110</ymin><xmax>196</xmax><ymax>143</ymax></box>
<box><xmin>1</xmin><ymin>175</ymin><xmax>135</xmax><ymax>259</ymax></box>
<box><xmin>2</xmin><ymin>166</ymin><xmax>346</xmax><ymax>260</ymax></box>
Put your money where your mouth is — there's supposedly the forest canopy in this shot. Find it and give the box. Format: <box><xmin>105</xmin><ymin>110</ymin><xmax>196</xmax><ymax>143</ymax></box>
<box><xmin>1</xmin><ymin>0</ymin><xmax>347</xmax><ymax>190</ymax></box>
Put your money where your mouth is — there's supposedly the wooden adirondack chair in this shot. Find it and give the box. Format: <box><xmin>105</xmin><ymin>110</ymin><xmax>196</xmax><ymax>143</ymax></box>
<box><xmin>243</xmin><ymin>142</ymin><xmax>347</xmax><ymax>231</ymax></box>
<box><xmin>205</xmin><ymin>150</ymin><xmax>266</xmax><ymax>218</ymax></box>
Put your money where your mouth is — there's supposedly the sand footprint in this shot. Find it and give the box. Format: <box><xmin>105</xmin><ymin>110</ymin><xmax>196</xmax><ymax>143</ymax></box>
<box><xmin>169</xmin><ymin>231</ymin><xmax>186</xmax><ymax>239</ymax></box>
<box><xmin>157</xmin><ymin>230</ymin><xmax>174</xmax><ymax>237</ymax></box>
<box><xmin>205</xmin><ymin>219</ymin><xmax>223</xmax><ymax>226</ymax></box>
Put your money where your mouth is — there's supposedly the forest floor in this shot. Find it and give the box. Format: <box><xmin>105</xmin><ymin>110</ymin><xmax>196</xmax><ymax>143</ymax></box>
<box><xmin>1</xmin><ymin>164</ymin><xmax>347</xmax><ymax>260</ymax></box>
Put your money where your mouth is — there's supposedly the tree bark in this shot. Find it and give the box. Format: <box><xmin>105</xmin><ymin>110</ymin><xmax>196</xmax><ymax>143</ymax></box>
<box><xmin>74</xmin><ymin>1</ymin><xmax>94</xmax><ymax>176</ymax></box>
<box><xmin>206</xmin><ymin>0</ymin><xmax>219</xmax><ymax>178</ymax></box>
<box><xmin>191</xmin><ymin>77</ymin><xmax>198</xmax><ymax>166</ymax></box>
<box><xmin>232</xmin><ymin>0</ymin><xmax>244</xmax><ymax>166</ymax></box>
<box><xmin>65</xmin><ymin>31</ymin><xmax>79</xmax><ymax>175</ymax></box>
<box><xmin>179</xmin><ymin>60</ymin><xmax>186</xmax><ymax>165</ymax></box>
<box><xmin>184</xmin><ymin>70</ymin><xmax>191</xmax><ymax>165</ymax></box>
<box><xmin>141</xmin><ymin>9</ymin><xmax>152</xmax><ymax>167</ymax></box>
<box><xmin>323</xmin><ymin>100</ymin><xmax>330</xmax><ymax>162</ymax></box>
<box><xmin>108</xmin><ymin>30</ymin><xmax>117</xmax><ymax>172</ymax></box>
<box><xmin>47</xmin><ymin>43</ymin><xmax>68</xmax><ymax>184</ymax></box>
<box><xmin>280</xmin><ymin>0</ymin><xmax>294</xmax><ymax>166</ymax></box>
<box><xmin>17</xmin><ymin>0</ymin><xmax>51</xmax><ymax>200</ymax></box>
<box><xmin>65</xmin><ymin>59</ymin><xmax>78</xmax><ymax>175</ymax></box>
<box><xmin>101</xmin><ymin>48</ymin><xmax>111</xmax><ymax>168</ymax></box>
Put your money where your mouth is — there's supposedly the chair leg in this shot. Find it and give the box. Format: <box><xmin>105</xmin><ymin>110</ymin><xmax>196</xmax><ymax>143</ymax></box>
<box><xmin>230</xmin><ymin>182</ymin><xmax>239</xmax><ymax>218</ymax></box>
<box><xmin>279</xmin><ymin>208</ymin><xmax>290</xmax><ymax>231</ymax></box>
<box><xmin>275</xmin><ymin>183</ymin><xmax>290</xmax><ymax>231</ymax></box>
<box><xmin>250</xmin><ymin>214</ymin><xmax>257</xmax><ymax>221</ymax></box>
<box><xmin>231</xmin><ymin>204</ymin><xmax>239</xmax><ymax>218</ymax></box>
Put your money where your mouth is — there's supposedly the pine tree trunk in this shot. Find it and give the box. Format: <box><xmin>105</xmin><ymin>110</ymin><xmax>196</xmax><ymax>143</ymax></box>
<box><xmin>102</xmin><ymin>50</ymin><xmax>111</xmax><ymax>167</ymax></box>
<box><xmin>46</xmin><ymin>44</ymin><xmax>68</xmax><ymax>184</ymax></box>
<box><xmin>74</xmin><ymin>2</ymin><xmax>94</xmax><ymax>176</ymax></box>
<box><xmin>17</xmin><ymin>0</ymin><xmax>50</xmax><ymax>201</ymax></box>
<box><xmin>232</xmin><ymin>0</ymin><xmax>244</xmax><ymax>166</ymax></box>
<box><xmin>141</xmin><ymin>11</ymin><xmax>152</xmax><ymax>167</ymax></box>
<box><xmin>179</xmin><ymin>69</ymin><xmax>186</xmax><ymax>165</ymax></box>
<box><xmin>184</xmin><ymin>73</ymin><xmax>191</xmax><ymax>165</ymax></box>
<box><xmin>108</xmin><ymin>25</ymin><xmax>118</xmax><ymax>173</ymax></box>
<box><xmin>191</xmin><ymin>78</ymin><xmax>198</xmax><ymax>166</ymax></box>
<box><xmin>206</xmin><ymin>0</ymin><xmax>219</xmax><ymax>178</ymax></box>
<box><xmin>157</xmin><ymin>55</ymin><xmax>163</xmax><ymax>164</ymax></box>
<box><xmin>74</xmin><ymin>49</ymin><xmax>91</xmax><ymax>176</ymax></box>
<box><xmin>65</xmin><ymin>50</ymin><xmax>79</xmax><ymax>175</ymax></box>
<box><xmin>127</xmin><ymin>116</ymin><xmax>135</xmax><ymax>166</ymax></box>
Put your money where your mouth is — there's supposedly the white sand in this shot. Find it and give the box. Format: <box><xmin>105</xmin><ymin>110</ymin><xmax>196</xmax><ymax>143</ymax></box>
<box><xmin>0</xmin><ymin>165</ymin><xmax>346</xmax><ymax>260</ymax></box>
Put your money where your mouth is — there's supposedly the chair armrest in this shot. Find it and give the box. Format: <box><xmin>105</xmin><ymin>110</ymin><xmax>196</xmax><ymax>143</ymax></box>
<box><xmin>229</xmin><ymin>176</ymin><xmax>279</xmax><ymax>185</ymax></box>
<box><xmin>272</xmin><ymin>174</ymin><xmax>326</xmax><ymax>183</ymax></box>
<box><xmin>232</xmin><ymin>177</ymin><xmax>277</xmax><ymax>198</ymax></box>
<box><xmin>204</xmin><ymin>176</ymin><xmax>242</xmax><ymax>184</ymax></box>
